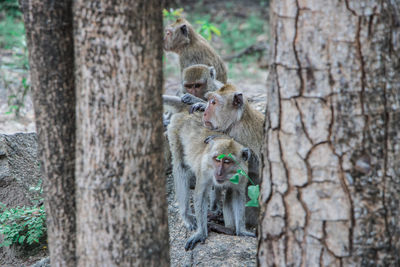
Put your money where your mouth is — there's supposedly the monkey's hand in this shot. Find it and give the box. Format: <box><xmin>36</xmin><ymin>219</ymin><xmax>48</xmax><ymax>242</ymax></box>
<box><xmin>189</xmin><ymin>102</ymin><xmax>207</xmax><ymax>114</ymax></box>
<box><xmin>185</xmin><ymin>231</ymin><xmax>206</xmax><ymax>251</ymax></box>
<box><xmin>181</xmin><ymin>93</ymin><xmax>204</xmax><ymax>105</ymax></box>
<box><xmin>204</xmin><ymin>135</ymin><xmax>224</xmax><ymax>144</ymax></box>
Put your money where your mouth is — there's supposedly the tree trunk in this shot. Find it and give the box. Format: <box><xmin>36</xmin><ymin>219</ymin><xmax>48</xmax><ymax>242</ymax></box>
<box><xmin>73</xmin><ymin>0</ymin><xmax>170</xmax><ymax>265</ymax></box>
<box><xmin>20</xmin><ymin>1</ymin><xmax>76</xmax><ymax>266</ymax></box>
<box><xmin>258</xmin><ymin>0</ymin><xmax>400</xmax><ymax>266</ymax></box>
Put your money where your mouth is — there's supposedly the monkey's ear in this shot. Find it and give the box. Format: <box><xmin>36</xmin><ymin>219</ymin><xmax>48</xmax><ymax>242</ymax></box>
<box><xmin>180</xmin><ymin>24</ymin><xmax>188</xmax><ymax>37</ymax></box>
<box><xmin>209</xmin><ymin>67</ymin><xmax>216</xmax><ymax>80</ymax></box>
<box><xmin>241</xmin><ymin>148</ymin><xmax>251</xmax><ymax>162</ymax></box>
<box><xmin>233</xmin><ymin>93</ymin><xmax>243</xmax><ymax>107</ymax></box>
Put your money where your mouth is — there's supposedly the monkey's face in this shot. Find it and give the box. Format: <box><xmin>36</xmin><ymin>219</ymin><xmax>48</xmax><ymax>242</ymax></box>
<box><xmin>211</xmin><ymin>155</ymin><xmax>237</xmax><ymax>186</ymax></box>
<box><xmin>184</xmin><ymin>82</ymin><xmax>206</xmax><ymax>98</ymax></box>
<box><xmin>203</xmin><ymin>92</ymin><xmax>244</xmax><ymax>132</ymax></box>
<box><xmin>163</xmin><ymin>20</ymin><xmax>190</xmax><ymax>52</ymax></box>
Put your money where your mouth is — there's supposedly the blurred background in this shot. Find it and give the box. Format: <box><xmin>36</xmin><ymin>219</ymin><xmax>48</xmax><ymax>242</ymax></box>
<box><xmin>0</xmin><ymin>0</ymin><xmax>270</xmax><ymax>133</ymax></box>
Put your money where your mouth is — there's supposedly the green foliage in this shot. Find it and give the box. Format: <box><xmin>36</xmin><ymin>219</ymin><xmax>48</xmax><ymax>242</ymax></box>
<box><xmin>0</xmin><ymin>204</ymin><xmax>46</xmax><ymax>247</ymax></box>
<box><xmin>0</xmin><ymin>179</ymin><xmax>46</xmax><ymax>247</ymax></box>
<box><xmin>0</xmin><ymin>0</ymin><xmax>22</xmax><ymax>18</ymax></box>
<box><xmin>0</xmin><ymin>15</ymin><xmax>26</xmax><ymax>49</ymax></box>
<box><xmin>195</xmin><ymin>20</ymin><xmax>221</xmax><ymax>41</ymax></box>
<box><xmin>218</xmin><ymin>153</ymin><xmax>260</xmax><ymax>207</ymax></box>
<box><xmin>5</xmin><ymin>76</ymin><xmax>30</xmax><ymax>117</ymax></box>
<box><xmin>163</xmin><ymin>8</ymin><xmax>183</xmax><ymax>21</ymax></box>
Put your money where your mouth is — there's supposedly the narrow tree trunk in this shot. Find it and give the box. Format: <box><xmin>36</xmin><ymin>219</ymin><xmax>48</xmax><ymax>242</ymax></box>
<box><xmin>20</xmin><ymin>1</ymin><xmax>76</xmax><ymax>266</ymax></box>
<box><xmin>73</xmin><ymin>0</ymin><xmax>170</xmax><ymax>265</ymax></box>
<box><xmin>259</xmin><ymin>0</ymin><xmax>400</xmax><ymax>266</ymax></box>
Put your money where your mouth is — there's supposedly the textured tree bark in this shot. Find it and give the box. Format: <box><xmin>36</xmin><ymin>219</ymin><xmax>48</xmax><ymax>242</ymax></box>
<box><xmin>258</xmin><ymin>0</ymin><xmax>400</xmax><ymax>266</ymax></box>
<box><xmin>20</xmin><ymin>1</ymin><xmax>76</xmax><ymax>266</ymax></box>
<box><xmin>74</xmin><ymin>0</ymin><xmax>170</xmax><ymax>266</ymax></box>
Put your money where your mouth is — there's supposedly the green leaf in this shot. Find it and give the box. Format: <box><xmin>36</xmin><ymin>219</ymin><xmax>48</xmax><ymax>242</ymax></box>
<box><xmin>162</xmin><ymin>9</ymin><xmax>169</xmax><ymax>17</ymax></box>
<box><xmin>230</xmin><ymin>173</ymin><xmax>240</xmax><ymax>184</ymax></box>
<box><xmin>18</xmin><ymin>235</ymin><xmax>25</xmax><ymax>244</ymax></box>
<box><xmin>237</xmin><ymin>169</ymin><xmax>246</xmax><ymax>176</ymax></box>
<box><xmin>245</xmin><ymin>198</ymin><xmax>259</xmax><ymax>207</ymax></box>
<box><xmin>217</xmin><ymin>154</ymin><xmax>226</xmax><ymax>160</ymax></box>
<box><xmin>209</xmin><ymin>25</ymin><xmax>221</xmax><ymax>36</ymax></box>
<box><xmin>248</xmin><ymin>185</ymin><xmax>260</xmax><ymax>200</ymax></box>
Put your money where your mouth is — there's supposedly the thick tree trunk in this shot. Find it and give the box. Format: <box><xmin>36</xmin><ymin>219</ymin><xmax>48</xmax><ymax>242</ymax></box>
<box><xmin>20</xmin><ymin>1</ymin><xmax>76</xmax><ymax>266</ymax></box>
<box><xmin>73</xmin><ymin>0</ymin><xmax>170</xmax><ymax>265</ymax></box>
<box><xmin>259</xmin><ymin>0</ymin><xmax>400</xmax><ymax>266</ymax></box>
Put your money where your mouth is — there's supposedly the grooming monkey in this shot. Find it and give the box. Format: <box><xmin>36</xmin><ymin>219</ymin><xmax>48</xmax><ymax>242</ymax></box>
<box><xmin>168</xmin><ymin>112</ymin><xmax>255</xmax><ymax>250</ymax></box>
<box><xmin>192</xmin><ymin>84</ymin><xmax>264</xmax><ymax>164</ymax></box>
<box><xmin>164</xmin><ymin>18</ymin><xmax>228</xmax><ymax>84</ymax></box>
<box><xmin>162</xmin><ymin>64</ymin><xmax>223</xmax><ymax>124</ymax></box>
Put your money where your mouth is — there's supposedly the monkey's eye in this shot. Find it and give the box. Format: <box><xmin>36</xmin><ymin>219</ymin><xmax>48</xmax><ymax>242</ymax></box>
<box><xmin>213</xmin><ymin>156</ymin><xmax>221</xmax><ymax>162</ymax></box>
<box><xmin>223</xmin><ymin>159</ymin><xmax>232</xmax><ymax>164</ymax></box>
<box><xmin>210</xmin><ymin>99</ymin><xmax>216</xmax><ymax>105</ymax></box>
<box><xmin>195</xmin><ymin>83</ymin><xmax>201</xmax><ymax>88</ymax></box>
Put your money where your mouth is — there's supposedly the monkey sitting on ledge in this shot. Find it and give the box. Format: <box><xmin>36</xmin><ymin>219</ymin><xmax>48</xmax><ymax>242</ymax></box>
<box><xmin>168</xmin><ymin>111</ymin><xmax>255</xmax><ymax>250</ymax></box>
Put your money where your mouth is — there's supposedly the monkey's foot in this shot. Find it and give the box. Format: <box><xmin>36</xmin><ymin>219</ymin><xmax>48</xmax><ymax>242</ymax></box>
<box><xmin>182</xmin><ymin>214</ymin><xmax>197</xmax><ymax>231</ymax></box>
<box><xmin>189</xmin><ymin>103</ymin><xmax>206</xmax><ymax>114</ymax></box>
<box><xmin>237</xmin><ymin>229</ymin><xmax>256</xmax><ymax>237</ymax></box>
<box><xmin>185</xmin><ymin>232</ymin><xmax>206</xmax><ymax>251</ymax></box>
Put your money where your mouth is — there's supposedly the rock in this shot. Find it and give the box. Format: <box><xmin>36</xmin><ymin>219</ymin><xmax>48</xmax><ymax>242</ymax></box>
<box><xmin>167</xmin><ymin>174</ymin><xmax>258</xmax><ymax>266</ymax></box>
<box><xmin>0</xmin><ymin>133</ymin><xmax>41</xmax><ymax>208</ymax></box>
<box><xmin>29</xmin><ymin>257</ymin><xmax>50</xmax><ymax>267</ymax></box>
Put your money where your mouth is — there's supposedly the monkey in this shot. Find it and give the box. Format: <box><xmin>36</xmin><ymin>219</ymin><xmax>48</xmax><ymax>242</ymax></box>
<box><xmin>180</xmin><ymin>64</ymin><xmax>224</xmax><ymax>104</ymax></box>
<box><xmin>167</xmin><ymin>111</ymin><xmax>255</xmax><ymax>250</ymax></box>
<box><xmin>164</xmin><ymin>18</ymin><xmax>228</xmax><ymax>84</ymax></box>
<box><xmin>162</xmin><ymin>64</ymin><xmax>224</xmax><ymax>176</ymax></box>
<box><xmin>190</xmin><ymin>84</ymin><xmax>264</xmax><ymax>164</ymax></box>
<box><xmin>163</xmin><ymin>64</ymin><xmax>223</xmax><ymax>114</ymax></box>
<box><xmin>187</xmin><ymin>84</ymin><xmax>265</xmax><ymax>228</ymax></box>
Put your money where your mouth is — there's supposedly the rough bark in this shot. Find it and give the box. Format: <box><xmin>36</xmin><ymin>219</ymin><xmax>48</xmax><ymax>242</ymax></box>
<box><xmin>73</xmin><ymin>0</ymin><xmax>170</xmax><ymax>266</ymax></box>
<box><xmin>20</xmin><ymin>1</ymin><xmax>76</xmax><ymax>266</ymax></box>
<box><xmin>258</xmin><ymin>0</ymin><xmax>400</xmax><ymax>266</ymax></box>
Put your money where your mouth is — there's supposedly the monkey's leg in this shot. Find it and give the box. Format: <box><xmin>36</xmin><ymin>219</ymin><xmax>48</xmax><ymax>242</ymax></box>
<box><xmin>209</xmin><ymin>186</ymin><xmax>222</xmax><ymax>212</ymax></box>
<box><xmin>232</xmin><ymin>188</ymin><xmax>256</xmax><ymax>237</ymax></box>
<box><xmin>185</xmin><ymin>183</ymin><xmax>209</xmax><ymax>251</ymax></box>
<box><xmin>173</xmin><ymin>162</ymin><xmax>197</xmax><ymax>231</ymax></box>
<box><xmin>222</xmin><ymin>188</ymin><xmax>235</xmax><ymax>229</ymax></box>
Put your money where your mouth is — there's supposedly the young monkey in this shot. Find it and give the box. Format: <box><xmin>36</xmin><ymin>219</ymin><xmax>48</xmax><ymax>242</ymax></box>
<box><xmin>168</xmin><ymin>112</ymin><xmax>255</xmax><ymax>250</ymax></box>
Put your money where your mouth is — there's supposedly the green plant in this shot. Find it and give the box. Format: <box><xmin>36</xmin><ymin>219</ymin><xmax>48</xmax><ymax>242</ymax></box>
<box><xmin>195</xmin><ymin>20</ymin><xmax>221</xmax><ymax>41</ymax></box>
<box><xmin>217</xmin><ymin>153</ymin><xmax>260</xmax><ymax>207</ymax></box>
<box><xmin>0</xmin><ymin>0</ymin><xmax>22</xmax><ymax>18</ymax></box>
<box><xmin>0</xmin><ymin>15</ymin><xmax>25</xmax><ymax>49</ymax></box>
<box><xmin>162</xmin><ymin>8</ymin><xmax>183</xmax><ymax>21</ymax></box>
<box><xmin>5</xmin><ymin>76</ymin><xmax>30</xmax><ymax>117</ymax></box>
<box><xmin>0</xmin><ymin>203</ymin><xmax>46</xmax><ymax>247</ymax></box>
<box><xmin>0</xmin><ymin>178</ymin><xmax>46</xmax><ymax>247</ymax></box>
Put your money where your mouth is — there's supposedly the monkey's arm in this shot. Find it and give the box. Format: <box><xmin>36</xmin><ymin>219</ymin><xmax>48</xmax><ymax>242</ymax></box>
<box><xmin>181</xmin><ymin>93</ymin><xmax>206</xmax><ymax>105</ymax></box>
<box><xmin>162</xmin><ymin>95</ymin><xmax>188</xmax><ymax>113</ymax></box>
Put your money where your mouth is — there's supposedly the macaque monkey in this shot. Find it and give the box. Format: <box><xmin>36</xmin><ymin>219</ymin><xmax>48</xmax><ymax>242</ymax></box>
<box><xmin>163</xmin><ymin>64</ymin><xmax>223</xmax><ymax>113</ymax></box>
<box><xmin>167</xmin><ymin>112</ymin><xmax>255</xmax><ymax>250</ymax></box>
<box><xmin>191</xmin><ymin>84</ymin><xmax>264</xmax><ymax>163</ymax></box>
<box><xmin>164</xmin><ymin>18</ymin><xmax>227</xmax><ymax>83</ymax></box>
<box><xmin>188</xmin><ymin>84</ymin><xmax>265</xmax><ymax>228</ymax></box>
